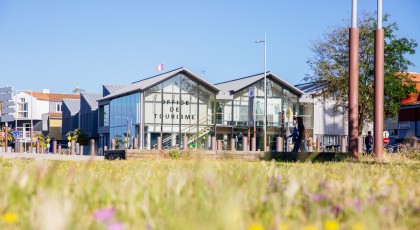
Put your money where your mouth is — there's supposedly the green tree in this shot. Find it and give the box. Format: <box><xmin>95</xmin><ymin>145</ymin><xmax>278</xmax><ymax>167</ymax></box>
<box><xmin>71</xmin><ymin>128</ymin><xmax>89</xmax><ymax>145</ymax></box>
<box><xmin>305</xmin><ymin>12</ymin><xmax>417</xmax><ymax>135</ymax></box>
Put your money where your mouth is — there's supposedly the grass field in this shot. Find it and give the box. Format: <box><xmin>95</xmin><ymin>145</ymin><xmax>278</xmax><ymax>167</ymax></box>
<box><xmin>0</xmin><ymin>154</ymin><xmax>419</xmax><ymax>230</ymax></box>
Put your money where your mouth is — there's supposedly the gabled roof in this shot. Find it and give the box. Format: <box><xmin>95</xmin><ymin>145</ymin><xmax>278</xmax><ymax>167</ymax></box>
<box><xmin>81</xmin><ymin>93</ymin><xmax>102</xmax><ymax>110</ymax></box>
<box><xmin>62</xmin><ymin>99</ymin><xmax>80</xmax><ymax>115</ymax></box>
<box><xmin>103</xmin><ymin>85</ymin><xmax>128</xmax><ymax>97</ymax></box>
<box><xmin>48</xmin><ymin>112</ymin><xmax>62</xmax><ymax>119</ymax></box>
<box><xmin>215</xmin><ymin>72</ymin><xmax>304</xmax><ymax>99</ymax></box>
<box><xmin>25</xmin><ymin>91</ymin><xmax>80</xmax><ymax>101</ymax></box>
<box><xmin>100</xmin><ymin>67</ymin><xmax>219</xmax><ymax>101</ymax></box>
<box><xmin>294</xmin><ymin>82</ymin><xmax>323</xmax><ymax>95</ymax></box>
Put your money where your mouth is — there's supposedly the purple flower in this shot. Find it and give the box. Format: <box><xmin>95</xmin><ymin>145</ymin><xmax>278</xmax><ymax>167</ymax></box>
<box><xmin>108</xmin><ymin>222</ymin><xmax>124</xmax><ymax>230</ymax></box>
<box><xmin>262</xmin><ymin>194</ymin><xmax>268</xmax><ymax>202</ymax></box>
<box><xmin>353</xmin><ymin>198</ymin><xmax>363</xmax><ymax>212</ymax></box>
<box><xmin>330</xmin><ymin>204</ymin><xmax>343</xmax><ymax>217</ymax></box>
<box><xmin>312</xmin><ymin>193</ymin><xmax>328</xmax><ymax>203</ymax></box>
<box><xmin>94</xmin><ymin>207</ymin><xmax>115</xmax><ymax>222</ymax></box>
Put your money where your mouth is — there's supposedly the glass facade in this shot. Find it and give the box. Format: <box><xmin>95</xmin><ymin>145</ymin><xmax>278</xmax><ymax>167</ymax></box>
<box><xmin>215</xmin><ymin>77</ymin><xmax>300</xmax><ymax>150</ymax></box>
<box><xmin>144</xmin><ymin>73</ymin><xmax>215</xmax><ymax>149</ymax></box>
<box><xmin>101</xmin><ymin>72</ymin><xmax>302</xmax><ymax>151</ymax></box>
<box><xmin>109</xmin><ymin>93</ymin><xmax>140</xmax><ymax>149</ymax></box>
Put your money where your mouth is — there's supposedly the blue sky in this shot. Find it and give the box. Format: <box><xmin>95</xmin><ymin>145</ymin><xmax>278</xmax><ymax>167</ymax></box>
<box><xmin>1</xmin><ymin>0</ymin><xmax>419</xmax><ymax>94</ymax></box>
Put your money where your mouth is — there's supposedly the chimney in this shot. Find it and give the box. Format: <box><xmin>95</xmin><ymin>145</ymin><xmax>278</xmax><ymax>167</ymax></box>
<box><xmin>42</xmin><ymin>89</ymin><xmax>50</xmax><ymax>93</ymax></box>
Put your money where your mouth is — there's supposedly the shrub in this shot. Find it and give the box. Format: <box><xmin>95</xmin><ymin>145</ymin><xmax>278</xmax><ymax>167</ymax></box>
<box><xmin>168</xmin><ymin>149</ymin><xmax>181</xmax><ymax>159</ymax></box>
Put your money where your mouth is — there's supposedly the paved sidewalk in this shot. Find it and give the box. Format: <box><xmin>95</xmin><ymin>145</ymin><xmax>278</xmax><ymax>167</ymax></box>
<box><xmin>0</xmin><ymin>153</ymin><xmax>104</xmax><ymax>161</ymax></box>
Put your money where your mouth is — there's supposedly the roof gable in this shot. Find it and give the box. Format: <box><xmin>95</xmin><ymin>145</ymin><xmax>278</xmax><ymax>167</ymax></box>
<box><xmin>62</xmin><ymin>99</ymin><xmax>80</xmax><ymax>115</ymax></box>
<box><xmin>100</xmin><ymin>67</ymin><xmax>219</xmax><ymax>101</ymax></box>
<box><xmin>81</xmin><ymin>93</ymin><xmax>102</xmax><ymax>110</ymax></box>
<box><xmin>215</xmin><ymin>72</ymin><xmax>304</xmax><ymax>99</ymax></box>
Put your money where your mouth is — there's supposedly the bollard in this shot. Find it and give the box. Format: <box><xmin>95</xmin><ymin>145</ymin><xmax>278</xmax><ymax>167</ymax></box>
<box><xmin>53</xmin><ymin>141</ymin><xmax>57</xmax><ymax>154</ymax></box>
<box><xmin>183</xmin><ymin>136</ymin><xmax>188</xmax><ymax>151</ymax></box>
<box><xmin>211</xmin><ymin>136</ymin><xmax>217</xmax><ymax>151</ymax></box>
<box><xmin>307</xmin><ymin>138</ymin><xmax>313</xmax><ymax>152</ymax></box>
<box><xmin>133</xmin><ymin>138</ymin><xmax>138</xmax><ymax>150</ymax></box>
<box><xmin>251</xmin><ymin>137</ymin><xmax>256</xmax><ymax>151</ymax></box>
<box><xmin>316</xmin><ymin>138</ymin><xmax>320</xmax><ymax>152</ymax></box>
<box><xmin>216</xmin><ymin>140</ymin><xmax>221</xmax><ymax>151</ymax></box>
<box><xmin>19</xmin><ymin>142</ymin><xmax>23</xmax><ymax>153</ymax></box>
<box><xmin>14</xmin><ymin>140</ymin><xmax>18</xmax><ymax>153</ymax></box>
<box><xmin>104</xmin><ymin>145</ymin><xmax>108</xmax><ymax>151</ymax></box>
<box><xmin>71</xmin><ymin>140</ymin><xmax>76</xmax><ymax>155</ymax></box>
<box><xmin>276</xmin><ymin>136</ymin><xmax>283</xmax><ymax>152</ymax></box>
<box><xmin>157</xmin><ymin>136</ymin><xmax>162</xmax><ymax>150</ymax></box>
<box><xmin>231</xmin><ymin>138</ymin><xmax>236</xmax><ymax>151</ymax></box>
<box><xmin>36</xmin><ymin>142</ymin><xmax>40</xmax><ymax>154</ymax></box>
<box><xmin>58</xmin><ymin>145</ymin><xmax>62</xmax><ymax>155</ymax></box>
<box><xmin>358</xmin><ymin>137</ymin><xmax>363</xmax><ymax>154</ymax></box>
<box><xmin>79</xmin><ymin>145</ymin><xmax>84</xmax><ymax>155</ymax></box>
<box><xmin>341</xmin><ymin>137</ymin><xmax>346</xmax><ymax>153</ymax></box>
<box><xmin>242</xmin><ymin>137</ymin><xmax>248</xmax><ymax>151</ymax></box>
<box><xmin>90</xmin><ymin>139</ymin><xmax>95</xmax><ymax>156</ymax></box>
<box><xmin>410</xmin><ymin>136</ymin><xmax>418</xmax><ymax>148</ymax></box>
<box><xmin>76</xmin><ymin>143</ymin><xmax>80</xmax><ymax>155</ymax></box>
<box><xmin>111</xmin><ymin>139</ymin><xmax>116</xmax><ymax>150</ymax></box>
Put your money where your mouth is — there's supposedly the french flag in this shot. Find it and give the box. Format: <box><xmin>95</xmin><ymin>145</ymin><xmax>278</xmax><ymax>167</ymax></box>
<box><xmin>156</xmin><ymin>64</ymin><xmax>164</xmax><ymax>71</ymax></box>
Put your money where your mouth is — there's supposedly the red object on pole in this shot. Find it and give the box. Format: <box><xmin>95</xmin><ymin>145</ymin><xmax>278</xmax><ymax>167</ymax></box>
<box><xmin>374</xmin><ymin>29</ymin><xmax>385</xmax><ymax>158</ymax></box>
<box><xmin>348</xmin><ymin>27</ymin><xmax>359</xmax><ymax>158</ymax></box>
<box><xmin>383</xmin><ymin>138</ymin><xmax>389</xmax><ymax>145</ymax></box>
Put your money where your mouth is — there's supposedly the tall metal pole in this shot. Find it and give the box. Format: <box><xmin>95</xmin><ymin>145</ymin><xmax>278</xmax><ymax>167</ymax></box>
<box><xmin>374</xmin><ymin>0</ymin><xmax>384</xmax><ymax>158</ymax></box>
<box><xmin>263</xmin><ymin>33</ymin><xmax>267</xmax><ymax>152</ymax></box>
<box><xmin>348</xmin><ymin>0</ymin><xmax>359</xmax><ymax>158</ymax></box>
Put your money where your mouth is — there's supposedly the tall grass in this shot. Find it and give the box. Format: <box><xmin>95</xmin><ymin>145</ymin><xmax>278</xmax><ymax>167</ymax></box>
<box><xmin>0</xmin><ymin>156</ymin><xmax>419</xmax><ymax>229</ymax></box>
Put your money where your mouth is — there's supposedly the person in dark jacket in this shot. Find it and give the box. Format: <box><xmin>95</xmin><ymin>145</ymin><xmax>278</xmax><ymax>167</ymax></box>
<box><xmin>287</xmin><ymin>116</ymin><xmax>307</xmax><ymax>153</ymax></box>
<box><xmin>365</xmin><ymin>131</ymin><xmax>373</xmax><ymax>154</ymax></box>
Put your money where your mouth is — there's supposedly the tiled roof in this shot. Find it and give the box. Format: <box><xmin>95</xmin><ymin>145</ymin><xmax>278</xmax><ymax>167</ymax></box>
<box><xmin>100</xmin><ymin>67</ymin><xmax>219</xmax><ymax>101</ymax></box>
<box><xmin>48</xmin><ymin>112</ymin><xmax>62</xmax><ymax>119</ymax></box>
<box><xmin>62</xmin><ymin>99</ymin><xmax>80</xmax><ymax>115</ymax></box>
<box><xmin>25</xmin><ymin>91</ymin><xmax>80</xmax><ymax>101</ymax></box>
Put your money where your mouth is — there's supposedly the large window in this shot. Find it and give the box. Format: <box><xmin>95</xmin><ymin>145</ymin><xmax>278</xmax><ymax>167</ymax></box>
<box><xmin>144</xmin><ymin>73</ymin><xmax>214</xmax><ymax>133</ymax></box>
<box><xmin>109</xmin><ymin>93</ymin><xmax>140</xmax><ymax>149</ymax></box>
<box><xmin>17</xmin><ymin>98</ymin><xmax>28</xmax><ymax>118</ymax></box>
<box><xmin>231</xmin><ymin>78</ymin><xmax>298</xmax><ymax>127</ymax></box>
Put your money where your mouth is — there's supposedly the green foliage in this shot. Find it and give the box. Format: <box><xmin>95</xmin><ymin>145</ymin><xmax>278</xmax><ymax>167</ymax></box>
<box><xmin>168</xmin><ymin>149</ymin><xmax>192</xmax><ymax>159</ymax></box>
<box><xmin>306</xmin><ymin>12</ymin><xmax>418</xmax><ymax>134</ymax></box>
<box><xmin>168</xmin><ymin>149</ymin><xmax>181</xmax><ymax>159</ymax></box>
<box><xmin>71</xmin><ymin>129</ymin><xmax>89</xmax><ymax>145</ymax></box>
<box><xmin>33</xmin><ymin>132</ymin><xmax>46</xmax><ymax>148</ymax></box>
<box><xmin>0</xmin><ymin>127</ymin><xmax>13</xmax><ymax>147</ymax></box>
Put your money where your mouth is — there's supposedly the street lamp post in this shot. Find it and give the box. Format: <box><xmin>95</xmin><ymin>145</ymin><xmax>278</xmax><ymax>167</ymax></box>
<box><xmin>256</xmin><ymin>34</ymin><xmax>267</xmax><ymax>152</ymax></box>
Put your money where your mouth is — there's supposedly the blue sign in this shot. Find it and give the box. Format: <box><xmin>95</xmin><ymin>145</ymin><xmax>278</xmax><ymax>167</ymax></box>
<box><xmin>12</xmin><ymin>131</ymin><xmax>20</xmax><ymax>138</ymax></box>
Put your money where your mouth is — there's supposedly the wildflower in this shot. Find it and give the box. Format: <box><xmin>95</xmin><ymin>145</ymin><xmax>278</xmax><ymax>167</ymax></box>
<box><xmin>108</xmin><ymin>221</ymin><xmax>124</xmax><ymax>230</ymax></box>
<box><xmin>94</xmin><ymin>207</ymin><xmax>115</xmax><ymax>222</ymax></box>
<box><xmin>2</xmin><ymin>212</ymin><xmax>18</xmax><ymax>224</ymax></box>
<box><xmin>352</xmin><ymin>222</ymin><xmax>366</xmax><ymax>230</ymax></box>
<box><xmin>311</xmin><ymin>193</ymin><xmax>328</xmax><ymax>203</ymax></box>
<box><xmin>261</xmin><ymin>194</ymin><xmax>268</xmax><ymax>203</ymax></box>
<box><xmin>248</xmin><ymin>223</ymin><xmax>264</xmax><ymax>230</ymax></box>
<box><xmin>324</xmin><ymin>220</ymin><xmax>339</xmax><ymax>230</ymax></box>
<box><xmin>303</xmin><ymin>225</ymin><xmax>317</xmax><ymax>230</ymax></box>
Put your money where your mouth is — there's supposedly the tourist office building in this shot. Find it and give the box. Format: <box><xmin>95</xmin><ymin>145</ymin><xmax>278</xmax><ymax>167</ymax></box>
<box><xmin>97</xmin><ymin>67</ymin><xmax>304</xmax><ymax>151</ymax></box>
